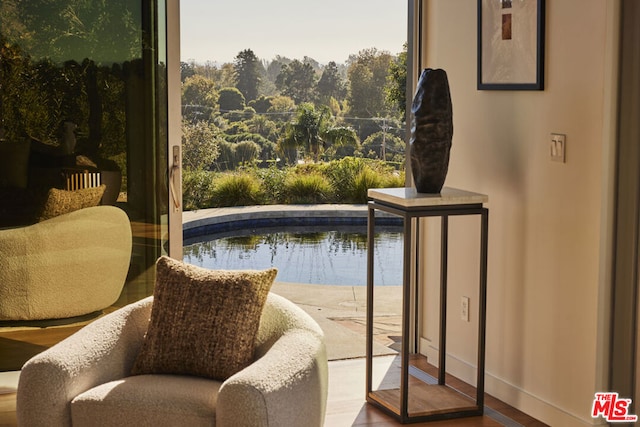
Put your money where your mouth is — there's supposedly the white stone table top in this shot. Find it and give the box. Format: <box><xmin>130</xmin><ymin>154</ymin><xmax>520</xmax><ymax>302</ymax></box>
<box><xmin>367</xmin><ymin>187</ymin><xmax>488</xmax><ymax>208</ymax></box>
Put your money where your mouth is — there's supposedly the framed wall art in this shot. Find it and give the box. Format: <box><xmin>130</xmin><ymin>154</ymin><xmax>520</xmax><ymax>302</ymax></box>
<box><xmin>477</xmin><ymin>0</ymin><xmax>545</xmax><ymax>90</ymax></box>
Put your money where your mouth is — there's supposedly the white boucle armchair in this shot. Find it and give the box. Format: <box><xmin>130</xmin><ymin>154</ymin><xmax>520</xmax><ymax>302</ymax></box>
<box><xmin>16</xmin><ymin>292</ymin><xmax>328</xmax><ymax>427</ymax></box>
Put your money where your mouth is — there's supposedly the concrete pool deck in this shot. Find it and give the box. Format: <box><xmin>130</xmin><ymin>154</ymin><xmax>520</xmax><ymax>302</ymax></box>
<box><xmin>271</xmin><ymin>282</ymin><xmax>402</xmax><ymax>360</ymax></box>
<box><xmin>183</xmin><ymin>205</ymin><xmax>403</xmax><ymax>360</ymax></box>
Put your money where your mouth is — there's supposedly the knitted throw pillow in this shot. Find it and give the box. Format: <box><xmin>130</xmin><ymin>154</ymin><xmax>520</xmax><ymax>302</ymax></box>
<box><xmin>131</xmin><ymin>256</ymin><xmax>277</xmax><ymax>381</ymax></box>
<box><xmin>38</xmin><ymin>185</ymin><xmax>106</xmax><ymax>221</ymax></box>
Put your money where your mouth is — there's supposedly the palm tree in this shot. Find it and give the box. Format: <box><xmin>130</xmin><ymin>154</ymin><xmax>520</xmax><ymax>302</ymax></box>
<box><xmin>280</xmin><ymin>103</ymin><xmax>358</xmax><ymax>162</ymax></box>
<box><xmin>321</xmin><ymin>126</ymin><xmax>359</xmax><ymax>156</ymax></box>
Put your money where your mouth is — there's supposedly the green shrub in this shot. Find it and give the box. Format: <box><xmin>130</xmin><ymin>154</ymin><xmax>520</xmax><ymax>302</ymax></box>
<box><xmin>284</xmin><ymin>173</ymin><xmax>333</xmax><ymax>204</ymax></box>
<box><xmin>291</xmin><ymin>162</ymin><xmax>328</xmax><ymax>176</ymax></box>
<box><xmin>324</xmin><ymin>157</ymin><xmax>368</xmax><ymax>200</ymax></box>
<box><xmin>327</xmin><ymin>157</ymin><xmax>392</xmax><ymax>203</ymax></box>
<box><xmin>189</xmin><ymin>156</ymin><xmax>405</xmax><ymax>208</ymax></box>
<box><xmin>218</xmin><ymin>87</ymin><xmax>245</xmax><ymax>112</ymax></box>
<box><xmin>216</xmin><ymin>140</ymin><xmax>236</xmax><ymax>171</ymax></box>
<box><xmin>256</xmin><ymin>165</ymin><xmax>288</xmax><ymax>203</ymax></box>
<box><xmin>349</xmin><ymin>168</ymin><xmax>384</xmax><ymax>203</ymax></box>
<box><xmin>383</xmin><ymin>170</ymin><xmax>406</xmax><ymax>188</ymax></box>
<box><xmin>323</xmin><ymin>157</ymin><xmax>405</xmax><ymax>203</ymax></box>
<box><xmin>211</xmin><ymin>173</ymin><xmax>264</xmax><ymax>207</ymax></box>
<box><xmin>235</xmin><ymin>140</ymin><xmax>261</xmax><ymax>165</ymax></box>
<box><xmin>182</xmin><ymin>169</ymin><xmax>216</xmax><ymax>210</ymax></box>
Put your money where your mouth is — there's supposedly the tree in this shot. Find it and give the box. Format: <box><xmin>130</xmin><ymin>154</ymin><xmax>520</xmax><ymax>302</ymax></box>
<box><xmin>281</xmin><ymin>103</ymin><xmax>324</xmax><ymax>161</ymax></box>
<box><xmin>224</xmin><ymin>120</ymin><xmax>249</xmax><ymax>136</ymax></box>
<box><xmin>347</xmin><ymin>48</ymin><xmax>394</xmax><ymax>118</ymax></box>
<box><xmin>317</xmin><ymin>61</ymin><xmax>346</xmax><ymax>105</ymax></box>
<box><xmin>217</xmin><ymin>63</ymin><xmax>237</xmax><ymax>89</ymax></box>
<box><xmin>12</xmin><ymin>0</ymin><xmax>142</xmax><ymax>64</ymax></box>
<box><xmin>280</xmin><ymin>103</ymin><xmax>357</xmax><ymax>162</ymax></box>
<box><xmin>323</xmin><ymin>126</ymin><xmax>358</xmax><ymax>148</ymax></box>
<box><xmin>190</xmin><ymin>61</ymin><xmax>218</xmax><ymax>80</ymax></box>
<box><xmin>234</xmin><ymin>49</ymin><xmax>263</xmax><ymax>102</ymax></box>
<box><xmin>321</xmin><ymin>126</ymin><xmax>359</xmax><ymax>160</ymax></box>
<box><xmin>0</xmin><ymin>2</ymin><xmax>26</xmax><ymax>58</ymax></box>
<box><xmin>218</xmin><ymin>87</ymin><xmax>245</xmax><ymax>112</ymax></box>
<box><xmin>385</xmin><ymin>43</ymin><xmax>408</xmax><ymax>119</ymax></box>
<box><xmin>0</xmin><ymin>0</ymin><xmax>167</xmax><ymax>165</ymax></box>
<box><xmin>224</xmin><ymin>106</ymin><xmax>256</xmax><ymax>122</ymax></box>
<box><xmin>302</xmin><ymin>56</ymin><xmax>322</xmax><ymax>73</ymax></box>
<box><xmin>248</xmin><ymin>95</ymin><xmax>273</xmax><ymax>114</ymax></box>
<box><xmin>275</xmin><ymin>59</ymin><xmax>316</xmax><ymax>104</ymax></box>
<box><xmin>265</xmin><ymin>56</ymin><xmax>291</xmax><ymax>84</ymax></box>
<box><xmin>182</xmin><ymin>120</ymin><xmax>221</xmax><ymax>171</ymax></box>
<box><xmin>247</xmin><ymin>114</ymin><xmax>278</xmax><ymax>140</ymax></box>
<box><xmin>359</xmin><ymin>131</ymin><xmax>405</xmax><ymax>162</ymax></box>
<box><xmin>181</xmin><ymin>75</ymin><xmax>217</xmax><ymax>120</ymax></box>
<box><xmin>267</xmin><ymin>95</ymin><xmax>296</xmax><ymax>121</ymax></box>
<box><xmin>180</xmin><ymin>61</ymin><xmax>195</xmax><ymax>82</ymax></box>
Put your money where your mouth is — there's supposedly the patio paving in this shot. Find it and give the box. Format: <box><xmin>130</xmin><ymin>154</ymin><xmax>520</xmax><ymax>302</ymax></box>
<box><xmin>271</xmin><ymin>282</ymin><xmax>402</xmax><ymax>360</ymax></box>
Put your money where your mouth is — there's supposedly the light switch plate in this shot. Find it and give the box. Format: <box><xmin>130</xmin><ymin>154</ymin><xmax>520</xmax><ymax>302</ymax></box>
<box><xmin>551</xmin><ymin>133</ymin><xmax>566</xmax><ymax>163</ymax></box>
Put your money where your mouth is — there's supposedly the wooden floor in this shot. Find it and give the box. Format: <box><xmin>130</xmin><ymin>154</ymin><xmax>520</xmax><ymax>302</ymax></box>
<box><xmin>0</xmin><ymin>355</ymin><xmax>548</xmax><ymax>427</ymax></box>
<box><xmin>325</xmin><ymin>356</ymin><xmax>548</xmax><ymax>427</ymax></box>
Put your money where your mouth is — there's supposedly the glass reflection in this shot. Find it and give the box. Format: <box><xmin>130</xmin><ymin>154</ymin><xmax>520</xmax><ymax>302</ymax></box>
<box><xmin>0</xmin><ymin>0</ymin><xmax>168</xmax><ymax>371</ymax></box>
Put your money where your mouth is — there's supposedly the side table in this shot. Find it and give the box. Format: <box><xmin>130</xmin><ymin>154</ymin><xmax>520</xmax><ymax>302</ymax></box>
<box><xmin>366</xmin><ymin>187</ymin><xmax>489</xmax><ymax>423</ymax></box>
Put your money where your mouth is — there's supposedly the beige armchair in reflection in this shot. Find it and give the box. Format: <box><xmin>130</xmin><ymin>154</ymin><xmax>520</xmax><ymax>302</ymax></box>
<box><xmin>0</xmin><ymin>205</ymin><xmax>132</xmax><ymax>322</ymax></box>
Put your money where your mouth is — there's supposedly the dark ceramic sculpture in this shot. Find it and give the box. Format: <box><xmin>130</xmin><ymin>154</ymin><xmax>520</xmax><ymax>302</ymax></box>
<box><xmin>409</xmin><ymin>68</ymin><xmax>453</xmax><ymax>194</ymax></box>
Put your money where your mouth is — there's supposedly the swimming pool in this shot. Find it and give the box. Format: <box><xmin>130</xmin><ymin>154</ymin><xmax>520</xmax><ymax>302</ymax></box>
<box><xmin>183</xmin><ymin>224</ymin><xmax>404</xmax><ymax>286</ymax></box>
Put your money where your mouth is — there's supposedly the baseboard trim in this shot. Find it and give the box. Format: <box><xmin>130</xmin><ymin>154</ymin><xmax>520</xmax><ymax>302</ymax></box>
<box><xmin>420</xmin><ymin>338</ymin><xmax>606</xmax><ymax>427</ymax></box>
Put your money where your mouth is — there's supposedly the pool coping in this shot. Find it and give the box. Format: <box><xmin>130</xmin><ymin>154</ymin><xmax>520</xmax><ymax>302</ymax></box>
<box><xmin>182</xmin><ymin>204</ymin><xmax>400</xmax><ymax>239</ymax></box>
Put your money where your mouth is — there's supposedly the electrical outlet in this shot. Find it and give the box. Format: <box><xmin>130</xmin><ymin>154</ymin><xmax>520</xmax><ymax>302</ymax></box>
<box><xmin>461</xmin><ymin>296</ymin><xmax>470</xmax><ymax>322</ymax></box>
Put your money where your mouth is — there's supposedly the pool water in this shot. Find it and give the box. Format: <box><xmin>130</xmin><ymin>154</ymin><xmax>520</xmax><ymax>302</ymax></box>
<box><xmin>183</xmin><ymin>225</ymin><xmax>404</xmax><ymax>286</ymax></box>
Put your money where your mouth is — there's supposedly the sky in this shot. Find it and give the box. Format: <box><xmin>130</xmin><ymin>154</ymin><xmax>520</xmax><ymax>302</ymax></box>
<box><xmin>180</xmin><ymin>0</ymin><xmax>407</xmax><ymax>65</ymax></box>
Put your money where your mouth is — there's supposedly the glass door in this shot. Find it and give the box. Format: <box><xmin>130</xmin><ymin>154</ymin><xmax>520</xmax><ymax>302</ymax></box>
<box><xmin>0</xmin><ymin>0</ymin><xmax>176</xmax><ymax>371</ymax></box>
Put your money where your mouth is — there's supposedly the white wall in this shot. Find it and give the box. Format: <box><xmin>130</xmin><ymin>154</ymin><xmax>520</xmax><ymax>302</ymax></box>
<box><xmin>418</xmin><ymin>1</ymin><xmax>619</xmax><ymax>425</ymax></box>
